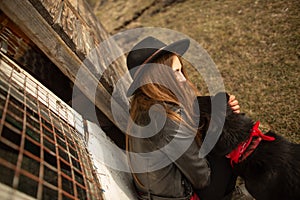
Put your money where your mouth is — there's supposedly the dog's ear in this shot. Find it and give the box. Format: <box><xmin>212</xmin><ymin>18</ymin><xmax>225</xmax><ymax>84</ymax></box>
<box><xmin>212</xmin><ymin>92</ymin><xmax>232</xmax><ymax>117</ymax></box>
<box><xmin>197</xmin><ymin>96</ymin><xmax>212</xmax><ymax>115</ymax></box>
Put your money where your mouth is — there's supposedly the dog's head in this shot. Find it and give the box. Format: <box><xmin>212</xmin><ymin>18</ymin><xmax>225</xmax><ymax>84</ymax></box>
<box><xmin>207</xmin><ymin>92</ymin><xmax>255</xmax><ymax>156</ymax></box>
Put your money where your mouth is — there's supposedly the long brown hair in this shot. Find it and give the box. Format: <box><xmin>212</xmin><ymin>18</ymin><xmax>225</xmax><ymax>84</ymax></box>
<box><xmin>127</xmin><ymin>53</ymin><xmax>202</xmax><ymax>141</ymax></box>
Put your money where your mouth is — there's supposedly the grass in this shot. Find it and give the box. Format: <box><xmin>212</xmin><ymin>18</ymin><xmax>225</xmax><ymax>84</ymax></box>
<box><xmin>87</xmin><ymin>0</ymin><xmax>299</xmax><ymax>143</ymax></box>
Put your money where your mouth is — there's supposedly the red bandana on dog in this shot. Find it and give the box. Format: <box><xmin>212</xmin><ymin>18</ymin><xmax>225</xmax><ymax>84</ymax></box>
<box><xmin>226</xmin><ymin>121</ymin><xmax>275</xmax><ymax>167</ymax></box>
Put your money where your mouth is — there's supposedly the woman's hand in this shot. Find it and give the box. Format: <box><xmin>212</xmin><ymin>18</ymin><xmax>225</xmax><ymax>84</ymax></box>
<box><xmin>228</xmin><ymin>95</ymin><xmax>240</xmax><ymax>113</ymax></box>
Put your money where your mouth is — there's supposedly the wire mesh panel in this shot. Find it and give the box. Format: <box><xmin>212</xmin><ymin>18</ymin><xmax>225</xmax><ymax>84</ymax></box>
<box><xmin>0</xmin><ymin>52</ymin><xmax>103</xmax><ymax>200</ymax></box>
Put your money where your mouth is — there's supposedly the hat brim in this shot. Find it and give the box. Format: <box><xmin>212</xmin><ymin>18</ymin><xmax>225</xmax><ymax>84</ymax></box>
<box><xmin>127</xmin><ymin>39</ymin><xmax>190</xmax><ymax>97</ymax></box>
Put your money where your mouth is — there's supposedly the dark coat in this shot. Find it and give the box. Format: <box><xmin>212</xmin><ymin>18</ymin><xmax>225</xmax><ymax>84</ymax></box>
<box><xmin>128</xmin><ymin>100</ymin><xmax>211</xmax><ymax>199</ymax></box>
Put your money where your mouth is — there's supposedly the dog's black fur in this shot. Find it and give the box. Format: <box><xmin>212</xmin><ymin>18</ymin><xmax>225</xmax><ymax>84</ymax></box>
<box><xmin>198</xmin><ymin>92</ymin><xmax>300</xmax><ymax>200</ymax></box>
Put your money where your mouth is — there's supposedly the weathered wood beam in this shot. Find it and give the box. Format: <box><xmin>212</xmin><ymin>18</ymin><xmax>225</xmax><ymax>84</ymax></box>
<box><xmin>0</xmin><ymin>0</ymin><xmax>130</xmax><ymax>125</ymax></box>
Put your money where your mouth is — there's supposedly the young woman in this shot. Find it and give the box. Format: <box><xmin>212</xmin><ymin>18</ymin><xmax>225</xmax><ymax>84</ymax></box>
<box><xmin>126</xmin><ymin>36</ymin><xmax>240</xmax><ymax>200</ymax></box>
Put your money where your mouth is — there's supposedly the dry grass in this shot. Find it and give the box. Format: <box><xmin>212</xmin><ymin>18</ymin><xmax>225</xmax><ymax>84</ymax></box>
<box><xmin>87</xmin><ymin>0</ymin><xmax>299</xmax><ymax>143</ymax></box>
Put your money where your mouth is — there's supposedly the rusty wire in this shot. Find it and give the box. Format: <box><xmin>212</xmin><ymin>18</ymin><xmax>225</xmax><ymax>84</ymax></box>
<box><xmin>0</xmin><ymin>53</ymin><xmax>103</xmax><ymax>200</ymax></box>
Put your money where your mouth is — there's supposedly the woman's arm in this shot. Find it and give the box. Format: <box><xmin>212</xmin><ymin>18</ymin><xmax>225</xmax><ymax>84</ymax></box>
<box><xmin>162</xmin><ymin>116</ymin><xmax>211</xmax><ymax>189</ymax></box>
<box><xmin>174</xmin><ymin>138</ymin><xmax>211</xmax><ymax>189</ymax></box>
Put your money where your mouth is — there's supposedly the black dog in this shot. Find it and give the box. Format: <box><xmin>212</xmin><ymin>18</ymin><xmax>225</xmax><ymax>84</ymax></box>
<box><xmin>198</xmin><ymin>93</ymin><xmax>300</xmax><ymax>200</ymax></box>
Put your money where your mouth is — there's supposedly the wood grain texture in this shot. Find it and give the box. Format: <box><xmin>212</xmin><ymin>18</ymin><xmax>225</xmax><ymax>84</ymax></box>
<box><xmin>0</xmin><ymin>0</ymin><xmax>130</xmax><ymax>126</ymax></box>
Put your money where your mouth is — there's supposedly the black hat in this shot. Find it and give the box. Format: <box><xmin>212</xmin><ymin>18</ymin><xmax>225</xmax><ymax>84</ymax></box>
<box><xmin>126</xmin><ymin>36</ymin><xmax>190</xmax><ymax>96</ymax></box>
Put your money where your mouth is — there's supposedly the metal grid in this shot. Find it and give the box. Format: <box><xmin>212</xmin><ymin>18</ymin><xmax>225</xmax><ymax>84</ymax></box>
<box><xmin>0</xmin><ymin>52</ymin><xmax>103</xmax><ymax>200</ymax></box>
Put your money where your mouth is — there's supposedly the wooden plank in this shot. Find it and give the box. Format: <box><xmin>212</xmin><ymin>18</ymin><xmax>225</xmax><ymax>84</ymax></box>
<box><xmin>0</xmin><ymin>0</ymin><xmax>129</xmax><ymax>125</ymax></box>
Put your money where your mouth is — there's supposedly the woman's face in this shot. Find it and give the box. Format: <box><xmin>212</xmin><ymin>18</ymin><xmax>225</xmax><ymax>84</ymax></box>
<box><xmin>171</xmin><ymin>55</ymin><xmax>186</xmax><ymax>83</ymax></box>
